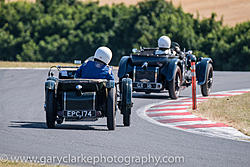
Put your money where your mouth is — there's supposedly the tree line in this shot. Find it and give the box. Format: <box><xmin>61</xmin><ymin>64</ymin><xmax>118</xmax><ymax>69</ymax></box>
<box><xmin>0</xmin><ymin>0</ymin><xmax>249</xmax><ymax>70</ymax></box>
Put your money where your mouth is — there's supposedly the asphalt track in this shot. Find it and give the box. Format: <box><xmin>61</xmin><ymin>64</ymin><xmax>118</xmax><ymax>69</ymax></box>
<box><xmin>0</xmin><ymin>69</ymin><xmax>250</xmax><ymax>167</ymax></box>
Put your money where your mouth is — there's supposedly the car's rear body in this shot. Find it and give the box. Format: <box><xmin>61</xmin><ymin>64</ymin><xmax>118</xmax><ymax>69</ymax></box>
<box><xmin>55</xmin><ymin>79</ymin><xmax>110</xmax><ymax>121</ymax></box>
<box><xmin>118</xmin><ymin>48</ymin><xmax>180</xmax><ymax>94</ymax></box>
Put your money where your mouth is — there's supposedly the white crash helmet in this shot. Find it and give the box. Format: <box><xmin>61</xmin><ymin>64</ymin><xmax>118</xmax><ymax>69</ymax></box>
<box><xmin>94</xmin><ymin>46</ymin><xmax>112</xmax><ymax>64</ymax></box>
<box><xmin>158</xmin><ymin>36</ymin><xmax>171</xmax><ymax>49</ymax></box>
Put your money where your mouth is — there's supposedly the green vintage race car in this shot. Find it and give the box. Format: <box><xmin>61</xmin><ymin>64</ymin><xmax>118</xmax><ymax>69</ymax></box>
<box><xmin>44</xmin><ymin>61</ymin><xmax>132</xmax><ymax>130</ymax></box>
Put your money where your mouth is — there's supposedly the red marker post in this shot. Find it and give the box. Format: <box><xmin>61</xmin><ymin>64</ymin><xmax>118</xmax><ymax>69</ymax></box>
<box><xmin>191</xmin><ymin>61</ymin><xmax>197</xmax><ymax>110</ymax></box>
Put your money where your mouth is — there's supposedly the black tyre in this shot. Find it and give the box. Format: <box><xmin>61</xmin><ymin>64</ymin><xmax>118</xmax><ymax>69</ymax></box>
<box><xmin>107</xmin><ymin>88</ymin><xmax>116</xmax><ymax>130</ymax></box>
<box><xmin>45</xmin><ymin>90</ymin><xmax>56</xmax><ymax>128</ymax></box>
<box><xmin>168</xmin><ymin>66</ymin><xmax>182</xmax><ymax>99</ymax></box>
<box><xmin>119</xmin><ymin>78</ymin><xmax>122</xmax><ymax>92</ymax></box>
<box><xmin>123</xmin><ymin>109</ymin><xmax>131</xmax><ymax>126</ymax></box>
<box><xmin>201</xmin><ymin>63</ymin><xmax>213</xmax><ymax>96</ymax></box>
<box><xmin>121</xmin><ymin>78</ymin><xmax>132</xmax><ymax>127</ymax></box>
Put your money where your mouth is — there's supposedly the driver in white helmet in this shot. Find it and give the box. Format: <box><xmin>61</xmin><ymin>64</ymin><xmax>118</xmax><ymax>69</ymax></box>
<box><xmin>75</xmin><ymin>46</ymin><xmax>114</xmax><ymax>80</ymax></box>
<box><xmin>155</xmin><ymin>35</ymin><xmax>171</xmax><ymax>55</ymax></box>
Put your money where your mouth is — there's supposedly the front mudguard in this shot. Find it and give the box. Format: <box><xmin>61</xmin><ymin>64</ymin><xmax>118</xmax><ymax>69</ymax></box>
<box><xmin>120</xmin><ymin>78</ymin><xmax>133</xmax><ymax>114</ymax></box>
<box><xmin>45</xmin><ymin>79</ymin><xmax>56</xmax><ymax>90</ymax></box>
<box><xmin>196</xmin><ymin>58</ymin><xmax>213</xmax><ymax>85</ymax></box>
<box><xmin>118</xmin><ymin>56</ymin><xmax>133</xmax><ymax>79</ymax></box>
<box><xmin>161</xmin><ymin>58</ymin><xmax>181</xmax><ymax>81</ymax></box>
<box><xmin>45</xmin><ymin>77</ymin><xmax>58</xmax><ymax>100</ymax></box>
<box><xmin>44</xmin><ymin>81</ymin><xmax>56</xmax><ymax>112</ymax></box>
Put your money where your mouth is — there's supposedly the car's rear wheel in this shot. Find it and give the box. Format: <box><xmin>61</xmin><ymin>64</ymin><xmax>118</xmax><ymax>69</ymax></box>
<box><xmin>201</xmin><ymin>63</ymin><xmax>213</xmax><ymax>96</ymax></box>
<box><xmin>107</xmin><ymin>88</ymin><xmax>116</xmax><ymax>130</ymax></box>
<box><xmin>168</xmin><ymin>66</ymin><xmax>182</xmax><ymax>99</ymax></box>
<box><xmin>45</xmin><ymin>90</ymin><xmax>56</xmax><ymax>128</ymax></box>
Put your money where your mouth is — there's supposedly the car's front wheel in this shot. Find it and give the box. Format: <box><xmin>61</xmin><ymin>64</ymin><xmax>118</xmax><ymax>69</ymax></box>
<box><xmin>120</xmin><ymin>78</ymin><xmax>132</xmax><ymax>126</ymax></box>
<box><xmin>168</xmin><ymin>66</ymin><xmax>182</xmax><ymax>99</ymax></box>
<box><xmin>45</xmin><ymin>89</ymin><xmax>56</xmax><ymax>128</ymax></box>
<box><xmin>123</xmin><ymin>108</ymin><xmax>131</xmax><ymax>127</ymax></box>
<box><xmin>107</xmin><ymin>88</ymin><xmax>116</xmax><ymax>130</ymax></box>
<box><xmin>201</xmin><ymin>63</ymin><xmax>213</xmax><ymax>96</ymax></box>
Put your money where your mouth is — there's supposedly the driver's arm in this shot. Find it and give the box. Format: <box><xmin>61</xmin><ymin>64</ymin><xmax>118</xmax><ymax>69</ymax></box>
<box><xmin>106</xmin><ymin>67</ymin><xmax>115</xmax><ymax>80</ymax></box>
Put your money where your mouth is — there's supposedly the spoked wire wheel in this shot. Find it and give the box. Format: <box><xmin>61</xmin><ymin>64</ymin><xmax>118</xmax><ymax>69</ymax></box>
<box><xmin>201</xmin><ymin>63</ymin><xmax>213</xmax><ymax>96</ymax></box>
<box><xmin>168</xmin><ymin>66</ymin><xmax>182</xmax><ymax>99</ymax></box>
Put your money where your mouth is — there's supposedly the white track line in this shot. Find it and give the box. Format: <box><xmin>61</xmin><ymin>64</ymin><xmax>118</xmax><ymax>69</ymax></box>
<box><xmin>186</xmin><ymin>127</ymin><xmax>250</xmax><ymax>140</ymax></box>
<box><xmin>162</xmin><ymin>102</ymin><xmax>192</xmax><ymax>105</ymax></box>
<box><xmin>166</xmin><ymin>120</ymin><xmax>215</xmax><ymax>126</ymax></box>
<box><xmin>149</xmin><ymin>106</ymin><xmax>190</xmax><ymax>109</ymax></box>
<box><xmin>146</xmin><ymin>110</ymin><xmax>189</xmax><ymax>114</ymax></box>
<box><xmin>152</xmin><ymin>115</ymin><xmax>198</xmax><ymax>120</ymax></box>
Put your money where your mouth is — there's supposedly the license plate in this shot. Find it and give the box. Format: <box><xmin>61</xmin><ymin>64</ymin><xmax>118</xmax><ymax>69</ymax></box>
<box><xmin>64</xmin><ymin>110</ymin><xmax>96</xmax><ymax>118</ymax></box>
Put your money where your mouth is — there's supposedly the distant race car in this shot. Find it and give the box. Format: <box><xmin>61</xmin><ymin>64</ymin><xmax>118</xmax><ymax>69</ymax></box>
<box><xmin>118</xmin><ymin>42</ymin><xmax>213</xmax><ymax>99</ymax></box>
<box><xmin>44</xmin><ymin>60</ymin><xmax>133</xmax><ymax>130</ymax></box>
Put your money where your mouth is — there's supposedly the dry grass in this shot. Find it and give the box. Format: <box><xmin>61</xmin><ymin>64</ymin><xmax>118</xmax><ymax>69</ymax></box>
<box><xmin>192</xmin><ymin>93</ymin><xmax>250</xmax><ymax>136</ymax></box>
<box><xmin>0</xmin><ymin>161</ymin><xmax>64</xmax><ymax>167</ymax></box>
<box><xmin>0</xmin><ymin>61</ymin><xmax>76</xmax><ymax>68</ymax></box>
<box><xmin>0</xmin><ymin>61</ymin><xmax>118</xmax><ymax>69</ymax></box>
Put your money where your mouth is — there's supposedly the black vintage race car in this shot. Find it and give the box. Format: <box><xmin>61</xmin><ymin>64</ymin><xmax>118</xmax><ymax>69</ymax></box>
<box><xmin>118</xmin><ymin>42</ymin><xmax>213</xmax><ymax>99</ymax></box>
<box><xmin>44</xmin><ymin>61</ymin><xmax>132</xmax><ymax>130</ymax></box>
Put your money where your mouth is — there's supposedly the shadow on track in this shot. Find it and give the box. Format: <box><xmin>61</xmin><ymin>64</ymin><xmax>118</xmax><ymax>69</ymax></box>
<box><xmin>9</xmin><ymin>121</ymin><xmax>123</xmax><ymax>131</ymax></box>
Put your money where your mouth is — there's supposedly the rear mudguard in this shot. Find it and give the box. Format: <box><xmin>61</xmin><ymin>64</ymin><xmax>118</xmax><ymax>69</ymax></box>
<box><xmin>118</xmin><ymin>56</ymin><xmax>133</xmax><ymax>78</ymax></box>
<box><xmin>160</xmin><ymin>58</ymin><xmax>182</xmax><ymax>81</ymax></box>
<box><xmin>196</xmin><ymin>58</ymin><xmax>213</xmax><ymax>85</ymax></box>
<box><xmin>121</xmin><ymin>78</ymin><xmax>133</xmax><ymax>114</ymax></box>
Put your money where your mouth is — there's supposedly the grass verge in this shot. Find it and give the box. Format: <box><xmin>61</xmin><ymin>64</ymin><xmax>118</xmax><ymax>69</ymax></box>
<box><xmin>0</xmin><ymin>61</ymin><xmax>118</xmax><ymax>69</ymax></box>
<box><xmin>191</xmin><ymin>93</ymin><xmax>250</xmax><ymax>136</ymax></box>
<box><xmin>0</xmin><ymin>161</ymin><xmax>65</xmax><ymax>167</ymax></box>
<box><xmin>0</xmin><ymin>61</ymin><xmax>75</xmax><ymax>68</ymax></box>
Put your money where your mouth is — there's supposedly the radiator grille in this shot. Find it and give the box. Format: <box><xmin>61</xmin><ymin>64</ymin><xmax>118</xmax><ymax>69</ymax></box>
<box><xmin>134</xmin><ymin>67</ymin><xmax>158</xmax><ymax>83</ymax></box>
